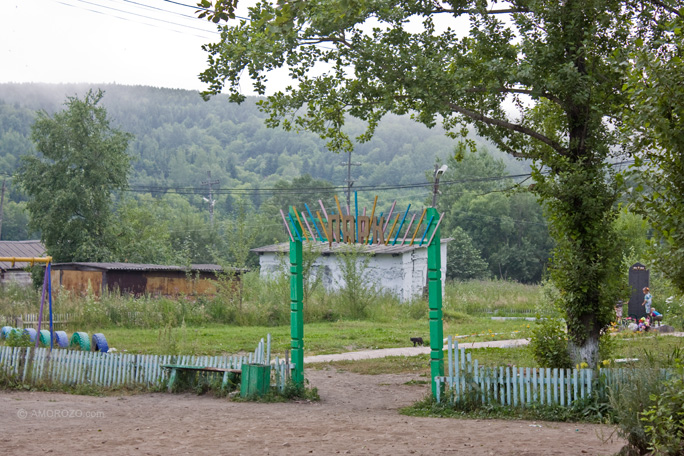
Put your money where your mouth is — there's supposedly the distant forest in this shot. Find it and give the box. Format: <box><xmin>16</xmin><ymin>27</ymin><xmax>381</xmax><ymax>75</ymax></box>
<box><xmin>0</xmin><ymin>83</ymin><xmax>548</xmax><ymax>282</ymax></box>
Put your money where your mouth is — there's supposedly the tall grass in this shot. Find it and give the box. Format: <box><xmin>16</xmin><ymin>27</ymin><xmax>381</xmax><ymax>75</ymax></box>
<box><xmin>445</xmin><ymin>279</ymin><xmax>542</xmax><ymax>315</ymax></box>
<box><xmin>0</xmin><ymin>274</ymin><xmax>540</xmax><ymax>332</ymax></box>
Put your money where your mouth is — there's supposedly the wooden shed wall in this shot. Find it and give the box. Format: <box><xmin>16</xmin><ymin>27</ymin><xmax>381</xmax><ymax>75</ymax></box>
<box><xmin>51</xmin><ymin>269</ymin><xmax>223</xmax><ymax>297</ymax></box>
<box><xmin>51</xmin><ymin>270</ymin><xmax>103</xmax><ymax>296</ymax></box>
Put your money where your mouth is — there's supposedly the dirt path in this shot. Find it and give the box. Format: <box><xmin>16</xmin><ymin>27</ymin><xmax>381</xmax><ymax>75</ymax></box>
<box><xmin>304</xmin><ymin>338</ymin><xmax>529</xmax><ymax>363</ymax></box>
<box><xmin>0</xmin><ymin>368</ymin><xmax>624</xmax><ymax>455</ymax></box>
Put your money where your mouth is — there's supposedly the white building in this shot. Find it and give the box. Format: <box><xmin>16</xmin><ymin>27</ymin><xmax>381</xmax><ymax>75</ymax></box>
<box><xmin>0</xmin><ymin>240</ymin><xmax>46</xmax><ymax>286</ymax></box>
<box><xmin>252</xmin><ymin>240</ymin><xmax>448</xmax><ymax>302</ymax></box>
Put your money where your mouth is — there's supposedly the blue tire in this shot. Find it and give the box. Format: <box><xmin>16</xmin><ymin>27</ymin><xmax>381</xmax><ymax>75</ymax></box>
<box><xmin>54</xmin><ymin>331</ymin><xmax>69</xmax><ymax>348</ymax></box>
<box><xmin>23</xmin><ymin>328</ymin><xmax>37</xmax><ymax>342</ymax></box>
<box><xmin>1</xmin><ymin>326</ymin><xmax>12</xmax><ymax>340</ymax></box>
<box><xmin>91</xmin><ymin>333</ymin><xmax>109</xmax><ymax>353</ymax></box>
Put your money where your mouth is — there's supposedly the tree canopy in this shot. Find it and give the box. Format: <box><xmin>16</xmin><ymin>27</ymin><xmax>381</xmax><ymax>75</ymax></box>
<box><xmin>197</xmin><ymin>0</ymin><xmax>682</xmax><ymax>366</ymax></box>
<box><xmin>623</xmin><ymin>13</ymin><xmax>684</xmax><ymax>292</ymax></box>
<box><xmin>16</xmin><ymin>90</ymin><xmax>132</xmax><ymax>262</ymax></box>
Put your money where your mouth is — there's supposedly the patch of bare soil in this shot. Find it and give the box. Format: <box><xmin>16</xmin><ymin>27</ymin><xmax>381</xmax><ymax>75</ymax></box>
<box><xmin>0</xmin><ymin>368</ymin><xmax>624</xmax><ymax>455</ymax></box>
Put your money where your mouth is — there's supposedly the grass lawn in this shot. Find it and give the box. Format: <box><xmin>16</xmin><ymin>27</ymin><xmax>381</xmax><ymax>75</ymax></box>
<box><xmin>310</xmin><ymin>332</ymin><xmax>684</xmax><ymax>376</ymax></box>
<box><xmin>96</xmin><ymin>317</ymin><xmax>532</xmax><ymax>356</ymax></box>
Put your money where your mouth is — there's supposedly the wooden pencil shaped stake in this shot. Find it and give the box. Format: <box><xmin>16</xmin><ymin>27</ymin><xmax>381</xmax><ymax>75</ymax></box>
<box><xmin>401</xmin><ymin>214</ymin><xmax>417</xmax><ymax>245</ymax></box>
<box><xmin>393</xmin><ymin>204</ymin><xmax>411</xmax><ymax>245</ymax></box>
<box><xmin>280</xmin><ymin>209</ymin><xmax>295</xmax><ymax>241</ymax></box>
<box><xmin>409</xmin><ymin>208</ymin><xmax>427</xmax><ymax>245</ymax></box>
<box><xmin>383</xmin><ymin>200</ymin><xmax>397</xmax><ymax>232</ymax></box>
<box><xmin>385</xmin><ymin>213</ymin><xmax>401</xmax><ymax>245</ymax></box>
<box><xmin>419</xmin><ymin>214</ymin><xmax>434</xmax><ymax>246</ymax></box>
<box><xmin>301</xmin><ymin>212</ymin><xmax>316</xmax><ymax>241</ymax></box>
<box><xmin>305</xmin><ymin>203</ymin><xmax>325</xmax><ymax>241</ymax></box>
<box><xmin>366</xmin><ymin>196</ymin><xmax>378</xmax><ymax>245</ymax></box>
<box><xmin>426</xmin><ymin>212</ymin><xmax>445</xmax><ymax>247</ymax></box>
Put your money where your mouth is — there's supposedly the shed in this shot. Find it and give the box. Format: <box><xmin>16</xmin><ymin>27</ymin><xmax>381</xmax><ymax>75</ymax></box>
<box><xmin>252</xmin><ymin>240</ymin><xmax>449</xmax><ymax>302</ymax></box>
<box><xmin>50</xmin><ymin>262</ymin><xmax>243</xmax><ymax>297</ymax></box>
<box><xmin>0</xmin><ymin>240</ymin><xmax>47</xmax><ymax>286</ymax></box>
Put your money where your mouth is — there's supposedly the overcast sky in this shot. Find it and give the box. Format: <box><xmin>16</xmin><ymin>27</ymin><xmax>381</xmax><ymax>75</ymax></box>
<box><xmin>0</xmin><ymin>0</ymin><xmax>239</xmax><ymax>91</ymax></box>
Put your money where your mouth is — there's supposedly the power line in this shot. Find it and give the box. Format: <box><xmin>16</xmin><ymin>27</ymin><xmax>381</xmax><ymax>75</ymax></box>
<box><xmin>52</xmin><ymin>0</ymin><xmax>218</xmax><ymax>39</ymax></box>
<box><xmin>125</xmin><ymin>172</ymin><xmax>535</xmax><ymax>195</ymax></box>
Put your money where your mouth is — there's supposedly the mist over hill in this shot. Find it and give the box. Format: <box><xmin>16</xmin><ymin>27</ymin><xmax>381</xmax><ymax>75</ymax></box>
<box><xmin>0</xmin><ymin>83</ymin><xmax>528</xmax><ymax>208</ymax></box>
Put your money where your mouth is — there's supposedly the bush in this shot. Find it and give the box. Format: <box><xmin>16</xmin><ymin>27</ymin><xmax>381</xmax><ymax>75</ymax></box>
<box><xmin>528</xmin><ymin>317</ymin><xmax>572</xmax><ymax>368</ymax></box>
<box><xmin>640</xmin><ymin>364</ymin><xmax>684</xmax><ymax>455</ymax></box>
<box><xmin>609</xmin><ymin>367</ymin><xmax>669</xmax><ymax>455</ymax></box>
<box><xmin>529</xmin><ymin>281</ymin><xmax>571</xmax><ymax>368</ymax></box>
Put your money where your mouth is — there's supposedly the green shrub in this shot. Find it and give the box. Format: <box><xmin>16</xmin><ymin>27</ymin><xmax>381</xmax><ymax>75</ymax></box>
<box><xmin>529</xmin><ymin>317</ymin><xmax>572</xmax><ymax>368</ymax></box>
<box><xmin>641</xmin><ymin>364</ymin><xmax>684</xmax><ymax>455</ymax></box>
<box><xmin>609</xmin><ymin>367</ymin><xmax>667</xmax><ymax>455</ymax></box>
<box><xmin>5</xmin><ymin>330</ymin><xmax>31</xmax><ymax>347</ymax></box>
<box><xmin>333</xmin><ymin>246</ymin><xmax>379</xmax><ymax>319</ymax></box>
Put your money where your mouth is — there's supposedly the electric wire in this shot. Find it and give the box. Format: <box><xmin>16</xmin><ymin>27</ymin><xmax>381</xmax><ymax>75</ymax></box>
<box><xmin>51</xmin><ymin>0</ymin><xmax>218</xmax><ymax>39</ymax></box>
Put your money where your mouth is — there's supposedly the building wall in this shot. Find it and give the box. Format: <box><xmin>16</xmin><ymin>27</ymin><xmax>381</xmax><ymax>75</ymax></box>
<box><xmin>0</xmin><ymin>271</ymin><xmax>33</xmax><ymax>287</ymax></box>
<box><xmin>258</xmin><ymin>244</ymin><xmax>447</xmax><ymax>302</ymax></box>
<box><xmin>51</xmin><ymin>270</ymin><xmax>224</xmax><ymax>297</ymax></box>
<box><xmin>51</xmin><ymin>270</ymin><xmax>103</xmax><ymax>295</ymax></box>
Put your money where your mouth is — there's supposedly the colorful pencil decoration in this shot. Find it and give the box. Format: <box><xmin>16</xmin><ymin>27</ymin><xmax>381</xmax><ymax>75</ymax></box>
<box><xmin>287</xmin><ymin>213</ymin><xmax>303</xmax><ymax>241</ymax></box>
<box><xmin>426</xmin><ymin>212</ymin><xmax>445</xmax><ymax>247</ymax></box>
<box><xmin>284</xmin><ymin>199</ymin><xmax>441</xmax><ymax>249</ymax></box>
<box><xmin>301</xmin><ymin>211</ymin><xmax>316</xmax><ymax>241</ymax></box>
<box><xmin>292</xmin><ymin>206</ymin><xmax>310</xmax><ymax>241</ymax></box>
<box><xmin>383</xmin><ymin>200</ymin><xmax>397</xmax><ymax>233</ymax></box>
<box><xmin>316</xmin><ymin>211</ymin><xmax>328</xmax><ymax>243</ymax></box>
<box><xmin>419</xmin><ymin>213</ymin><xmax>435</xmax><ymax>246</ymax></box>
<box><xmin>318</xmin><ymin>199</ymin><xmax>329</xmax><ymax>221</ymax></box>
<box><xmin>409</xmin><ymin>208</ymin><xmax>427</xmax><ymax>245</ymax></box>
<box><xmin>393</xmin><ymin>204</ymin><xmax>411</xmax><ymax>245</ymax></box>
<box><xmin>280</xmin><ymin>209</ymin><xmax>294</xmax><ymax>242</ymax></box>
<box><xmin>385</xmin><ymin>213</ymin><xmax>401</xmax><ymax>246</ymax></box>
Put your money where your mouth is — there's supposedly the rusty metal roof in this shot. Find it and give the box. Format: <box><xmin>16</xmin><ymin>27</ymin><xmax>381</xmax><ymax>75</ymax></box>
<box><xmin>251</xmin><ymin>239</ymin><xmax>450</xmax><ymax>255</ymax></box>
<box><xmin>0</xmin><ymin>240</ymin><xmax>47</xmax><ymax>270</ymax></box>
<box><xmin>51</xmin><ymin>262</ymin><xmax>244</xmax><ymax>273</ymax></box>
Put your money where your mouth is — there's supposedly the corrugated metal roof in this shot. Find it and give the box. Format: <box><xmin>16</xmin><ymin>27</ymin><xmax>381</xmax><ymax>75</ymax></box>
<box><xmin>51</xmin><ymin>262</ymin><xmax>244</xmax><ymax>273</ymax></box>
<box><xmin>251</xmin><ymin>239</ymin><xmax>450</xmax><ymax>255</ymax></box>
<box><xmin>0</xmin><ymin>240</ymin><xmax>47</xmax><ymax>270</ymax></box>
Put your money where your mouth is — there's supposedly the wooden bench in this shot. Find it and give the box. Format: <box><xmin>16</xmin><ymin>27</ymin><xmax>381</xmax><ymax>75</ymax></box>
<box><xmin>161</xmin><ymin>364</ymin><xmax>241</xmax><ymax>393</ymax></box>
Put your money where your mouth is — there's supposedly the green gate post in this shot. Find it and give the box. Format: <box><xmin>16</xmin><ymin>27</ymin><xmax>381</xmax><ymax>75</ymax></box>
<box><xmin>289</xmin><ymin>207</ymin><xmax>305</xmax><ymax>387</ymax></box>
<box><xmin>426</xmin><ymin>207</ymin><xmax>444</xmax><ymax>399</ymax></box>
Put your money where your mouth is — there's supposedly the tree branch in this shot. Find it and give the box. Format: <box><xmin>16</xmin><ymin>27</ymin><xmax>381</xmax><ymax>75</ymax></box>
<box><xmin>447</xmin><ymin>102</ymin><xmax>567</xmax><ymax>154</ymax></box>
<box><xmin>465</xmin><ymin>87</ymin><xmax>564</xmax><ymax>106</ymax></box>
<box><xmin>641</xmin><ymin>0</ymin><xmax>682</xmax><ymax>17</ymax></box>
<box><xmin>299</xmin><ymin>36</ymin><xmax>352</xmax><ymax>48</ymax></box>
<box><xmin>431</xmin><ymin>7</ymin><xmax>531</xmax><ymax>15</ymax></box>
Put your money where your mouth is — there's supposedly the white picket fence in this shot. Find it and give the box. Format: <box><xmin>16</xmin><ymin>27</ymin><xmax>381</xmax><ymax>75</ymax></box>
<box><xmin>0</xmin><ymin>335</ymin><xmax>294</xmax><ymax>392</ymax></box>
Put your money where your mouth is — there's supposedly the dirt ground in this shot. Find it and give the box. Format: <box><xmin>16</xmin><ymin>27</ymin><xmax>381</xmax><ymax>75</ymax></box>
<box><xmin>0</xmin><ymin>367</ymin><xmax>625</xmax><ymax>456</ymax></box>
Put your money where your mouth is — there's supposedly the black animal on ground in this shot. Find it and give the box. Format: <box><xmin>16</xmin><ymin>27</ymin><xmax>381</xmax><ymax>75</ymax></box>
<box><xmin>410</xmin><ymin>337</ymin><xmax>424</xmax><ymax>347</ymax></box>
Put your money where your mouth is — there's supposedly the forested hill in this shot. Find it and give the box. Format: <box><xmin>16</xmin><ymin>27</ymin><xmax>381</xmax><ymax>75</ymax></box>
<box><xmin>0</xmin><ymin>83</ymin><xmax>527</xmax><ymax>206</ymax></box>
<box><xmin>0</xmin><ymin>83</ymin><xmax>548</xmax><ymax>282</ymax></box>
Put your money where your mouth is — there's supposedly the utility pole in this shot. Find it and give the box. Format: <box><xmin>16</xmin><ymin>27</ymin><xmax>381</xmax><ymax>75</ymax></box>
<box><xmin>0</xmin><ymin>178</ymin><xmax>6</xmax><ymax>240</ymax></box>
<box><xmin>341</xmin><ymin>150</ymin><xmax>361</xmax><ymax>211</ymax></box>
<box><xmin>201</xmin><ymin>171</ymin><xmax>220</xmax><ymax>224</ymax></box>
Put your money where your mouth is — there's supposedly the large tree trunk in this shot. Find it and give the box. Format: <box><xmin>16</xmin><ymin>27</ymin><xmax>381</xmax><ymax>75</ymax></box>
<box><xmin>567</xmin><ymin>314</ymin><xmax>602</xmax><ymax>367</ymax></box>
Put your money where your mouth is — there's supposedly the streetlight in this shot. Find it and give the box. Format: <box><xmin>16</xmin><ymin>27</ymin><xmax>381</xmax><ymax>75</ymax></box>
<box><xmin>432</xmin><ymin>164</ymin><xmax>448</xmax><ymax>207</ymax></box>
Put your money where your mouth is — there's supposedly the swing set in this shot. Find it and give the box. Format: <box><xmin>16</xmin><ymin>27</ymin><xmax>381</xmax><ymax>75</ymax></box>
<box><xmin>0</xmin><ymin>256</ymin><xmax>54</xmax><ymax>349</ymax></box>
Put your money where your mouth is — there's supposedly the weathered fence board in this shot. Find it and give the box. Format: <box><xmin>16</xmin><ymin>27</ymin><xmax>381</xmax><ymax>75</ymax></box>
<box><xmin>0</xmin><ymin>335</ymin><xmax>293</xmax><ymax>391</ymax></box>
<box><xmin>438</xmin><ymin>337</ymin><xmax>605</xmax><ymax>407</ymax></box>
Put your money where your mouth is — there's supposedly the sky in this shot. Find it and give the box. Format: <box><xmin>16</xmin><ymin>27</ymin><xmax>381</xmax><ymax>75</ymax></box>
<box><xmin>0</xmin><ymin>0</ymin><xmax>238</xmax><ymax>91</ymax></box>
